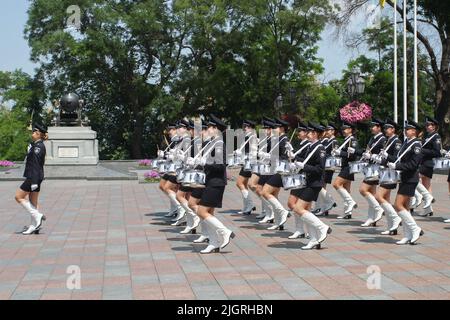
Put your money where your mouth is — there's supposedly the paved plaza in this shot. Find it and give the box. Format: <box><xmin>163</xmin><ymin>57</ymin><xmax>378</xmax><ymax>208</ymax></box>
<box><xmin>1</xmin><ymin>173</ymin><xmax>450</xmax><ymax>300</ymax></box>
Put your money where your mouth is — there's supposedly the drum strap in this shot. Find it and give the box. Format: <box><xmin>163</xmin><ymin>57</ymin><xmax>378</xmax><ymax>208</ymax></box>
<box><xmin>394</xmin><ymin>141</ymin><xmax>421</xmax><ymax>164</ymax></box>
<box><xmin>300</xmin><ymin>144</ymin><xmax>322</xmax><ymax>166</ymax></box>
<box><xmin>267</xmin><ymin>136</ymin><xmax>288</xmax><ymax>155</ymax></box>
<box><xmin>293</xmin><ymin>142</ymin><xmax>311</xmax><ymax>156</ymax></box>
<box><xmin>422</xmin><ymin>133</ymin><xmax>438</xmax><ymax>147</ymax></box>
<box><xmin>368</xmin><ymin>135</ymin><xmax>385</xmax><ymax>153</ymax></box>
<box><xmin>384</xmin><ymin>136</ymin><xmax>399</xmax><ymax>153</ymax></box>
<box><xmin>336</xmin><ymin>136</ymin><xmax>353</xmax><ymax>152</ymax></box>
<box><xmin>325</xmin><ymin>138</ymin><xmax>336</xmax><ymax>150</ymax></box>
<box><xmin>237</xmin><ymin>134</ymin><xmax>257</xmax><ymax>152</ymax></box>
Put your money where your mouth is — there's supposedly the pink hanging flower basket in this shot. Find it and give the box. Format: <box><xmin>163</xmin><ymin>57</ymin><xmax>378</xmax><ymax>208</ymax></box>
<box><xmin>340</xmin><ymin>101</ymin><xmax>372</xmax><ymax>124</ymax></box>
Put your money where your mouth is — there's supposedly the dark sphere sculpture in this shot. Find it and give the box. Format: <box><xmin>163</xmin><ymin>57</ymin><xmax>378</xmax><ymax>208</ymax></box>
<box><xmin>60</xmin><ymin>93</ymin><xmax>80</xmax><ymax>113</ymax></box>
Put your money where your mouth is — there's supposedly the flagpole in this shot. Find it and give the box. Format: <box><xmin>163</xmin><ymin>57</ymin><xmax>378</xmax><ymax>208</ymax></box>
<box><xmin>394</xmin><ymin>0</ymin><xmax>398</xmax><ymax>123</ymax></box>
<box><xmin>413</xmin><ymin>0</ymin><xmax>418</xmax><ymax>122</ymax></box>
<box><xmin>403</xmin><ymin>0</ymin><xmax>407</xmax><ymax>124</ymax></box>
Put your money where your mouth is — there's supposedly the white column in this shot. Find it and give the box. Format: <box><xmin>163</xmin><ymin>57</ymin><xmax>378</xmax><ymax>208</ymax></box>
<box><xmin>403</xmin><ymin>0</ymin><xmax>408</xmax><ymax>124</ymax></box>
<box><xmin>413</xmin><ymin>0</ymin><xmax>418</xmax><ymax>122</ymax></box>
<box><xmin>394</xmin><ymin>0</ymin><xmax>398</xmax><ymax>123</ymax></box>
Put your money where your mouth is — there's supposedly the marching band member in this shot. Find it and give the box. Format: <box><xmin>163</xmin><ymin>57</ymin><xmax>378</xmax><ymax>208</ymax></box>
<box><xmin>188</xmin><ymin>123</ymin><xmax>210</xmax><ymax>243</ymax></box>
<box><xmin>332</xmin><ymin>121</ymin><xmax>361</xmax><ymax>219</ymax></box>
<box><xmin>235</xmin><ymin>120</ymin><xmax>257</xmax><ymax>215</ymax></box>
<box><xmin>386</xmin><ymin>120</ymin><xmax>424</xmax><ymax>245</ymax></box>
<box><xmin>186</xmin><ymin>114</ymin><xmax>235</xmax><ymax>254</ymax></box>
<box><xmin>15</xmin><ymin>124</ymin><xmax>48</xmax><ymax>235</ymax></box>
<box><xmin>412</xmin><ymin>117</ymin><xmax>442</xmax><ymax>217</ymax></box>
<box><xmin>313</xmin><ymin>122</ymin><xmax>338</xmax><ymax>216</ymax></box>
<box><xmin>446</xmin><ymin>149</ymin><xmax>450</xmax><ymax>223</ymax></box>
<box><xmin>176</xmin><ymin>120</ymin><xmax>201</xmax><ymax>233</ymax></box>
<box><xmin>290</xmin><ymin>123</ymin><xmax>332</xmax><ymax>250</ymax></box>
<box><xmin>256</xmin><ymin>118</ymin><xmax>276</xmax><ymax>224</ymax></box>
<box><xmin>159</xmin><ymin>123</ymin><xmax>184</xmax><ymax>219</ymax></box>
<box><xmin>261</xmin><ymin>118</ymin><xmax>292</xmax><ymax>231</ymax></box>
<box><xmin>374</xmin><ymin>118</ymin><xmax>403</xmax><ymax>235</ymax></box>
<box><xmin>359</xmin><ymin>119</ymin><xmax>387</xmax><ymax>227</ymax></box>
<box><xmin>287</xmin><ymin>122</ymin><xmax>311</xmax><ymax>239</ymax></box>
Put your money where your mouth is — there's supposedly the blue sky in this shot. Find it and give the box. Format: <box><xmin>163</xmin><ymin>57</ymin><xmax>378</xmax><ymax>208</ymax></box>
<box><xmin>0</xmin><ymin>0</ymin><xmax>363</xmax><ymax>81</ymax></box>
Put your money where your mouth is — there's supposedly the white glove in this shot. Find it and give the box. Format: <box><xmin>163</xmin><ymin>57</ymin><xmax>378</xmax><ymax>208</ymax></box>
<box><xmin>198</xmin><ymin>157</ymin><xmax>207</xmax><ymax>166</ymax></box>
<box><xmin>446</xmin><ymin>151</ymin><xmax>450</xmax><ymax>159</ymax></box>
<box><xmin>186</xmin><ymin>157</ymin><xmax>195</xmax><ymax>167</ymax></box>
<box><xmin>441</xmin><ymin>149</ymin><xmax>448</xmax><ymax>156</ymax></box>
<box><xmin>362</xmin><ymin>152</ymin><xmax>371</xmax><ymax>160</ymax></box>
<box><xmin>347</xmin><ymin>147</ymin><xmax>355</xmax><ymax>154</ymax></box>
<box><xmin>372</xmin><ymin>155</ymin><xmax>382</xmax><ymax>164</ymax></box>
<box><xmin>157</xmin><ymin>150</ymin><xmax>164</xmax><ymax>158</ymax></box>
<box><xmin>258</xmin><ymin>151</ymin><xmax>270</xmax><ymax>160</ymax></box>
<box><xmin>387</xmin><ymin>162</ymin><xmax>396</xmax><ymax>170</ymax></box>
<box><xmin>381</xmin><ymin>150</ymin><xmax>389</xmax><ymax>158</ymax></box>
<box><xmin>295</xmin><ymin>161</ymin><xmax>304</xmax><ymax>170</ymax></box>
<box><xmin>234</xmin><ymin>150</ymin><xmax>242</xmax><ymax>156</ymax></box>
<box><xmin>289</xmin><ymin>163</ymin><xmax>298</xmax><ymax>171</ymax></box>
<box><xmin>167</xmin><ymin>154</ymin><xmax>174</xmax><ymax>161</ymax></box>
<box><xmin>331</xmin><ymin>150</ymin><xmax>340</xmax><ymax>157</ymax></box>
<box><xmin>31</xmin><ymin>184</ymin><xmax>38</xmax><ymax>191</ymax></box>
<box><xmin>370</xmin><ymin>154</ymin><xmax>378</xmax><ymax>161</ymax></box>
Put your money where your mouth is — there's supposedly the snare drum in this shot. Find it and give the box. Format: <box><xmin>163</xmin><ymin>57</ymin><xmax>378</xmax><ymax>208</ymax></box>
<box><xmin>251</xmin><ymin>163</ymin><xmax>260</xmax><ymax>174</ymax></box>
<box><xmin>176</xmin><ymin>168</ymin><xmax>186</xmax><ymax>183</ymax></box>
<box><xmin>282</xmin><ymin>173</ymin><xmax>307</xmax><ymax>190</ymax></box>
<box><xmin>157</xmin><ymin>161</ymin><xmax>169</xmax><ymax>174</ymax></box>
<box><xmin>227</xmin><ymin>154</ymin><xmax>243</xmax><ymax>169</ymax></box>
<box><xmin>166</xmin><ymin>162</ymin><xmax>182</xmax><ymax>175</ymax></box>
<box><xmin>243</xmin><ymin>158</ymin><xmax>253</xmax><ymax>172</ymax></box>
<box><xmin>181</xmin><ymin>170</ymin><xmax>206</xmax><ymax>188</ymax></box>
<box><xmin>325</xmin><ymin>156</ymin><xmax>342</xmax><ymax>171</ymax></box>
<box><xmin>379</xmin><ymin>168</ymin><xmax>401</xmax><ymax>185</ymax></box>
<box><xmin>349</xmin><ymin>161</ymin><xmax>368</xmax><ymax>174</ymax></box>
<box><xmin>434</xmin><ymin>157</ymin><xmax>450</xmax><ymax>170</ymax></box>
<box><xmin>275</xmin><ymin>160</ymin><xmax>292</xmax><ymax>176</ymax></box>
<box><xmin>259</xmin><ymin>164</ymin><xmax>273</xmax><ymax>176</ymax></box>
<box><xmin>151</xmin><ymin>159</ymin><xmax>164</xmax><ymax>170</ymax></box>
<box><xmin>362</xmin><ymin>164</ymin><xmax>381</xmax><ymax>182</ymax></box>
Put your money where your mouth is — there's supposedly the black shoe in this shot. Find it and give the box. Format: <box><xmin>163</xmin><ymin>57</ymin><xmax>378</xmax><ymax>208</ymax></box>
<box><xmin>267</xmin><ymin>219</ymin><xmax>274</xmax><ymax>224</ymax></box>
<box><xmin>418</xmin><ymin>211</ymin><xmax>433</xmax><ymax>217</ymax></box>
<box><xmin>279</xmin><ymin>225</ymin><xmax>284</xmax><ymax>231</ymax></box>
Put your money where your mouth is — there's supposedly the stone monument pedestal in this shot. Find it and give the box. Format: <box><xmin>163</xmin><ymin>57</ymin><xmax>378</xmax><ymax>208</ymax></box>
<box><xmin>44</xmin><ymin>127</ymin><xmax>99</xmax><ymax>165</ymax></box>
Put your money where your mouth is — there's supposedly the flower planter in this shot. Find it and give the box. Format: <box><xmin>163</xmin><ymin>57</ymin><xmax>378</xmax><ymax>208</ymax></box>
<box><xmin>135</xmin><ymin>169</ymin><xmax>160</xmax><ymax>184</ymax></box>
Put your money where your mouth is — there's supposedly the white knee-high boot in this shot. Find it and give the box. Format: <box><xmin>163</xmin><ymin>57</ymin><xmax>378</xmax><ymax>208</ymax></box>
<box><xmin>396</xmin><ymin>210</ymin><xmax>423</xmax><ymax>245</ymax></box>
<box><xmin>288</xmin><ymin>214</ymin><xmax>306</xmax><ymax>239</ymax></box>
<box><xmin>259</xmin><ymin>198</ymin><xmax>274</xmax><ymax>223</ymax></box>
<box><xmin>193</xmin><ymin>220</ymin><xmax>209</xmax><ymax>243</ymax></box>
<box><xmin>167</xmin><ymin>191</ymin><xmax>185</xmax><ymax>222</ymax></box>
<box><xmin>20</xmin><ymin>200</ymin><xmax>44</xmax><ymax>234</ymax></box>
<box><xmin>179</xmin><ymin>201</ymin><xmax>200</xmax><ymax>234</ymax></box>
<box><xmin>300</xmin><ymin>212</ymin><xmax>331</xmax><ymax>250</ymax></box>
<box><xmin>267</xmin><ymin>197</ymin><xmax>289</xmax><ymax>229</ymax></box>
<box><xmin>202</xmin><ymin>216</ymin><xmax>234</xmax><ymax>252</ymax></box>
<box><xmin>362</xmin><ymin>194</ymin><xmax>383</xmax><ymax>226</ymax></box>
<box><xmin>380</xmin><ymin>202</ymin><xmax>401</xmax><ymax>235</ymax></box>
<box><xmin>336</xmin><ymin>188</ymin><xmax>357</xmax><ymax>218</ymax></box>
<box><xmin>417</xmin><ymin>183</ymin><xmax>433</xmax><ymax>209</ymax></box>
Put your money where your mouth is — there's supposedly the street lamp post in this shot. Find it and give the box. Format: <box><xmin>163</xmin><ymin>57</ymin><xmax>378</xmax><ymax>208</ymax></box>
<box><xmin>347</xmin><ymin>66</ymin><xmax>365</xmax><ymax>101</ymax></box>
<box><xmin>275</xmin><ymin>93</ymin><xmax>283</xmax><ymax>116</ymax></box>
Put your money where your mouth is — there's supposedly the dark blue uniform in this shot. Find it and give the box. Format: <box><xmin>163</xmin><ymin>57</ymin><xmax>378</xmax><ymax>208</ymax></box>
<box><xmin>266</xmin><ymin>134</ymin><xmax>291</xmax><ymax>188</ymax></box>
<box><xmin>379</xmin><ymin>134</ymin><xmax>402</xmax><ymax>190</ymax></box>
<box><xmin>419</xmin><ymin>132</ymin><xmax>441</xmax><ymax>178</ymax></box>
<box><xmin>21</xmin><ymin>140</ymin><xmax>46</xmax><ymax>192</ymax></box>
<box><xmin>395</xmin><ymin>138</ymin><xmax>423</xmax><ymax>197</ymax></box>
<box><xmin>337</xmin><ymin>135</ymin><xmax>361</xmax><ymax>181</ymax></box>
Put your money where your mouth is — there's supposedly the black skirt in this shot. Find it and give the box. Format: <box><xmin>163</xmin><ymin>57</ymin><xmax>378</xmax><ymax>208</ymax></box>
<box><xmin>324</xmin><ymin>171</ymin><xmax>334</xmax><ymax>184</ymax></box>
<box><xmin>179</xmin><ymin>186</ymin><xmax>193</xmax><ymax>193</ymax></box>
<box><xmin>380</xmin><ymin>183</ymin><xmax>397</xmax><ymax>190</ymax></box>
<box><xmin>191</xmin><ymin>188</ymin><xmax>204</xmax><ymax>200</ymax></box>
<box><xmin>419</xmin><ymin>165</ymin><xmax>433</xmax><ymax>179</ymax></box>
<box><xmin>338</xmin><ymin>166</ymin><xmax>355</xmax><ymax>181</ymax></box>
<box><xmin>398</xmin><ymin>182</ymin><xmax>418</xmax><ymax>197</ymax></box>
<box><xmin>257</xmin><ymin>174</ymin><xmax>272</xmax><ymax>186</ymax></box>
<box><xmin>448</xmin><ymin>172</ymin><xmax>450</xmax><ymax>183</ymax></box>
<box><xmin>362</xmin><ymin>179</ymin><xmax>379</xmax><ymax>186</ymax></box>
<box><xmin>162</xmin><ymin>174</ymin><xmax>178</xmax><ymax>184</ymax></box>
<box><xmin>266</xmin><ymin>173</ymin><xmax>283</xmax><ymax>188</ymax></box>
<box><xmin>199</xmin><ymin>186</ymin><xmax>226</xmax><ymax>208</ymax></box>
<box><xmin>239</xmin><ymin>167</ymin><xmax>252</xmax><ymax>178</ymax></box>
<box><xmin>291</xmin><ymin>186</ymin><xmax>322</xmax><ymax>202</ymax></box>
<box><xmin>20</xmin><ymin>179</ymin><xmax>43</xmax><ymax>193</ymax></box>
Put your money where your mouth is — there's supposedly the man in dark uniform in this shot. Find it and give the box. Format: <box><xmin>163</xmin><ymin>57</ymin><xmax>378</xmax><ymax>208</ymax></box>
<box><xmin>15</xmin><ymin>124</ymin><xmax>47</xmax><ymax>235</ymax></box>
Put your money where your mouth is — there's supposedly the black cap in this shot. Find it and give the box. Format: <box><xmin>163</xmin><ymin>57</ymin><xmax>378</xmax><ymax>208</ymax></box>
<box><xmin>188</xmin><ymin>120</ymin><xmax>195</xmax><ymax>129</ymax></box>
<box><xmin>243</xmin><ymin>119</ymin><xmax>256</xmax><ymax>128</ymax></box>
<box><xmin>262</xmin><ymin>118</ymin><xmax>275</xmax><ymax>129</ymax></box>
<box><xmin>370</xmin><ymin>118</ymin><xmax>384</xmax><ymax>127</ymax></box>
<box><xmin>307</xmin><ymin>122</ymin><xmax>325</xmax><ymax>133</ymax></box>
<box><xmin>273</xmin><ymin>117</ymin><xmax>289</xmax><ymax>128</ymax></box>
<box><xmin>404</xmin><ymin>120</ymin><xmax>421</xmax><ymax>131</ymax></box>
<box><xmin>297</xmin><ymin>121</ymin><xmax>308</xmax><ymax>131</ymax></box>
<box><xmin>341</xmin><ymin>121</ymin><xmax>355</xmax><ymax>129</ymax></box>
<box><xmin>207</xmin><ymin>114</ymin><xmax>227</xmax><ymax>131</ymax></box>
<box><xmin>176</xmin><ymin>119</ymin><xmax>190</xmax><ymax>128</ymax></box>
<box><xmin>167</xmin><ymin>123</ymin><xmax>177</xmax><ymax>129</ymax></box>
<box><xmin>383</xmin><ymin>118</ymin><xmax>398</xmax><ymax>130</ymax></box>
<box><xmin>325</xmin><ymin>122</ymin><xmax>338</xmax><ymax>131</ymax></box>
<box><xmin>33</xmin><ymin>124</ymin><xmax>47</xmax><ymax>134</ymax></box>
<box><xmin>425</xmin><ymin>117</ymin><xmax>439</xmax><ymax>126</ymax></box>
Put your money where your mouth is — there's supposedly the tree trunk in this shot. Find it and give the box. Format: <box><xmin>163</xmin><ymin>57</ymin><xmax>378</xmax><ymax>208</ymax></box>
<box><xmin>130</xmin><ymin>96</ymin><xmax>144</xmax><ymax>159</ymax></box>
<box><xmin>436</xmin><ymin>81</ymin><xmax>450</xmax><ymax>147</ymax></box>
